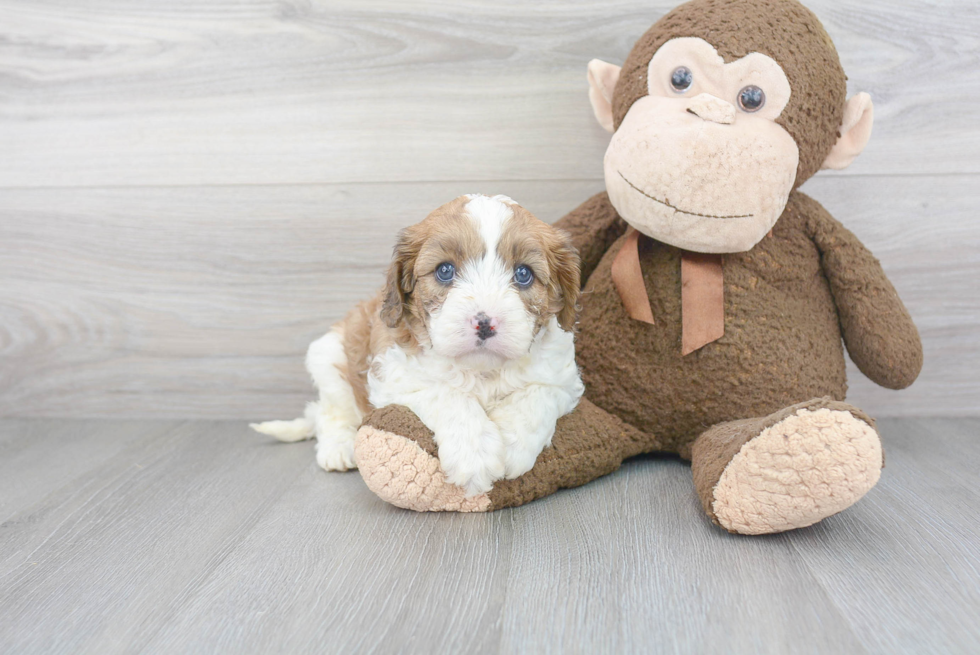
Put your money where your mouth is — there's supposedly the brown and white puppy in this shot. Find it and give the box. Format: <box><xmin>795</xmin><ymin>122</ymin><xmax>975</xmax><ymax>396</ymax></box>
<box><xmin>252</xmin><ymin>195</ymin><xmax>584</xmax><ymax>496</ymax></box>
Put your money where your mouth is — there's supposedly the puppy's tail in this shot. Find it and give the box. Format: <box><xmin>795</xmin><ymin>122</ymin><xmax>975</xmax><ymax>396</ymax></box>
<box><xmin>250</xmin><ymin>402</ymin><xmax>318</xmax><ymax>442</ymax></box>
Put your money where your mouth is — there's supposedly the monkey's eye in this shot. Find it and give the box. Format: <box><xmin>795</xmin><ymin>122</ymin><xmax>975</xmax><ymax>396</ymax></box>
<box><xmin>514</xmin><ymin>265</ymin><xmax>534</xmax><ymax>288</ymax></box>
<box><xmin>738</xmin><ymin>85</ymin><xmax>766</xmax><ymax>112</ymax></box>
<box><xmin>435</xmin><ymin>262</ymin><xmax>455</xmax><ymax>284</ymax></box>
<box><xmin>670</xmin><ymin>66</ymin><xmax>693</xmax><ymax>92</ymax></box>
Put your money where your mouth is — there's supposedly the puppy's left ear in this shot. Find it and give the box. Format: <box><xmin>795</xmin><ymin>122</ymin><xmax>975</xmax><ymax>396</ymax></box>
<box><xmin>380</xmin><ymin>226</ymin><xmax>422</xmax><ymax>328</ymax></box>
<box><xmin>546</xmin><ymin>228</ymin><xmax>581</xmax><ymax>331</ymax></box>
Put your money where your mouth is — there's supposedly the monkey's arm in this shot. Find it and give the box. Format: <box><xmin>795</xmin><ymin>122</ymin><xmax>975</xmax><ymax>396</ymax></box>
<box><xmin>806</xmin><ymin>196</ymin><xmax>923</xmax><ymax>390</ymax></box>
<box><xmin>552</xmin><ymin>191</ymin><xmax>628</xmax><ymax>284</ymax></box>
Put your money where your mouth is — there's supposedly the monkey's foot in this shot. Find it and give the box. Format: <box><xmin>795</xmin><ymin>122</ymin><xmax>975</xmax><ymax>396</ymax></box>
<box><xmin>355</xmin><ymin>400</ymin><xmax>648</xmax><ymax>512</ymax></box>
<box><xmin>354</xmin><ymin>406</ymin><xmax>490</xmax><ymax>512</ymax></box>
<box><xmin>692</xmin><ymin>398</ymin><xmax>884</xmax><ymax>535</ymax></box>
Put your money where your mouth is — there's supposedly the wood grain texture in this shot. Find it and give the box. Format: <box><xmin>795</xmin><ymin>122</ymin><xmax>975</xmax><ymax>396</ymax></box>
<box><xmin>495</xmin><ymin>461</ymin><xmax>867</xmax><ymax>654</ymax></box>
<box><xmin>1</xmin><ymin>1</ymin><xmax>978</xmax><ymax>419</ymax></box>
<box><xmin>0</xmin><ymin>418</ymin><xmax>978</xmax><ymax>653</ymax></box>
<box><xmin>790</xmin><ymin>418</ymin><xmax>980</xmax><ymax>654</ymax></box>
<box><xmin>0</xmin><ymin>418</ymin><xmax>179</xmax><ymax>522</ymax></box>
<box><xmin>0</xmin><ymin>421</ymin><xmax>311</xmax><ymax>653</ymax></box>
<box><xmin>0</xmin><ymin>180</ymin><xmax>599</xmax><ymax>418</ymax></box>
<box><xmin>0</xmin><ymin>0</ymin><xmax>978</xmax><ymax>187</ymax></box>
<box><xmin>2</xmin><ymin>3</ymin><xmax>977</xmax><ymax>648</ymax></box>
<box><xmin>2</xmin><ymin>176</ymin><xmax>977</xmax><ymax>419</ymax></box>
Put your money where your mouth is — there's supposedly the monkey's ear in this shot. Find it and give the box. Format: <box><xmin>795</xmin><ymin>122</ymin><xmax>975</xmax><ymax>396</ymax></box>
<box><xmin>822</xmin><ymin>92</ymin><xmax>874</xmax><ymax>171</ymax></box>
<box><xmin>587</xmin><ymin>59</ymin><xmax>622</xmax><ymax>133</ymax></box>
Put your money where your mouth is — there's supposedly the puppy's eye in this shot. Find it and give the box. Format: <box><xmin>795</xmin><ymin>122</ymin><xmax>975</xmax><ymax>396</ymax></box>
<box><xmin>434</xmin><ymin>262</ymin><xmax>455</xmax><ymax>284</ymax></box>
<box><xmin>670</xmin><ymin>66</ymin><xmax>693</xmax><ymax>93</ymax></box>
<box><xmin>738</xmin><ymin>85</ymin><xmax>765</xmax><ymax>112</ymax></box>
<box><xmin>514</xmin><ymin>265</ymin><xmax>534</xmax><ymax>288</ymax></box>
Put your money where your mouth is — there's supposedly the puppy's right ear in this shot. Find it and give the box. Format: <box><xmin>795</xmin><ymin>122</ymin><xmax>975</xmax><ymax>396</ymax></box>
<box><xmin>547</xmin><ymin>228</ymin><xmax>582</xmax><ymax>332</ymax></box>
<box><xmin>380</xmin><ymin>226</ymin><xmax>422</xmax><ymax>328</ymax></box>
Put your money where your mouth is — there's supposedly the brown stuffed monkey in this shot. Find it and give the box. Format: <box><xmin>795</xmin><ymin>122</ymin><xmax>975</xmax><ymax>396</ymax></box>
<box><xmin>353</xmin><ymin>0</ymin><xmax>923</xmax><ymax>535</ymax></box>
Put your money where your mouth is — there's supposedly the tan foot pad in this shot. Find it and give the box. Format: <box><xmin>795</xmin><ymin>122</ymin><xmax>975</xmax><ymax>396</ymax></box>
<box><xmin>712</xmin><ymin>408</ymin><xmax>882</xmax><ymax>535</ymax></box>
<box><xmin>354</xmin><ymin>425</ymin><xmax>491</xmax><ymax>512</ymax></box>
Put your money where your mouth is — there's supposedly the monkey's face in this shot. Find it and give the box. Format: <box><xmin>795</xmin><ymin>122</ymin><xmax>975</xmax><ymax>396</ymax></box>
<box><xmin>604</xmin><ymin>38</ymin><xmax>799</xmax><ymax>254</ymax></box>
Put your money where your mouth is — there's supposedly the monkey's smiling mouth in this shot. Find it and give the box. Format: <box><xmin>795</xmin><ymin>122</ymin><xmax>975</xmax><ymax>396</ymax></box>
<box><xmin>617</xmin><ymin>171</ymin><xmax>753</xmax><ymax>220</ymax></box>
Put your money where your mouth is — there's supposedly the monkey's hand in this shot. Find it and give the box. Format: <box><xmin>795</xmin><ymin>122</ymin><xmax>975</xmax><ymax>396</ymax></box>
<box><xmin>807</xmin><ymin>195</ymin><xmax>923</xmax><ymax>390</ymax></box>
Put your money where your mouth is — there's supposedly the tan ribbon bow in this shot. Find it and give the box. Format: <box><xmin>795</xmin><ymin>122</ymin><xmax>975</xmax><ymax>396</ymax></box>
<box><xmin>611</xmin><ymin>228</ymin><xmax>725</xmax><ymax>356</ymax></box>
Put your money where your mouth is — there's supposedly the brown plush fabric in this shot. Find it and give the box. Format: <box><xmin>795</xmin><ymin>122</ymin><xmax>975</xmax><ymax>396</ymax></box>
<box><xmin>803</xmin><ymin>194</ymin><xmax>924</xmax><ymax>389</ymax></box>
<box><xmin>362</xmin><ymin>404</ymin><xmax>439</xmax><ymax>458</ymax></box>
<box><xmin>612</xmin><ymin>0</ymin><xmax>847</xmax><ymax>186</ymax></box>
<box><xmin>690</xmin><ymin>397</ymin><xmax>878</xmax><ymax>524</ymax></box>
<box><xmin>487</xmin><ymin>399</ymin><xmax>655</xmax><ymax>509</ymax></box>
<box><xmin>568</xmin><ymin>190</ymin><xmax>881</xmax><ymax>454</ymax></box>
<box><xmin>363</xmin><ymin>399</ymin><xmax>657</xmax><ymax>510</ymax></box>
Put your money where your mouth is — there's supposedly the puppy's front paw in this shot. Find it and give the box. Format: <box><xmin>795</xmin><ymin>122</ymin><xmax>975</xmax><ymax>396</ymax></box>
<box><xmin>503</xmin><ymin>443</ymin><xmax>542</xmax><ymax>480</ymax></box>
<box><xmin>492</xmin><ymin>409</ymin><xmax>550</xmax><ymax>480</ymax></box>
<box><xmin>316</xmin><ymin>438</ymin><xmax>357</xmax><ymax>471</ymax></box>
<box><xmin>437</xmin><ymin>427</ymin><xmax>505</xmax><ymax>497</ymax></box>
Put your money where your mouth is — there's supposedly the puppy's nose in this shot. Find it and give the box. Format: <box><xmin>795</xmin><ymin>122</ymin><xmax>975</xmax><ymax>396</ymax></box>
<box><xmin>473</xmin><ymin>312</ymin><xmax>497</xmax><ymax>340</ymax></box>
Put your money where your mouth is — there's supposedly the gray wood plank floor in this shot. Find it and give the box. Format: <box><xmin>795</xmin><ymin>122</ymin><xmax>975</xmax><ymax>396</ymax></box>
<box><xmin>1</xmin><ymin>418</ymin><xmax>977</xmax><ymax>654</ymax></box>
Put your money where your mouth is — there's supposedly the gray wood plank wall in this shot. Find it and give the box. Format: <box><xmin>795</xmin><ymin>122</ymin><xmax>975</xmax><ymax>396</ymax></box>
<box><xmin>2</xmin><ymin>0</ymin><xmax>978</xmax><ymax>419</ymax></box>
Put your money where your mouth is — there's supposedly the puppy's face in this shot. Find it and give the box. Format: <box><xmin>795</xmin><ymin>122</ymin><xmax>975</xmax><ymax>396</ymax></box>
<box><xmin>381</xmin><ymin>195</ymin><xmax>580</xmax><ymax>368</ymax></box>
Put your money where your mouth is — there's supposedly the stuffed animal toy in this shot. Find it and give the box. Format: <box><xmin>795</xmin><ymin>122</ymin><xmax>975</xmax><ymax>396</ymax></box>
<box><xmin>352</xmin><ymin>0</ymin><xmax>923</xmax><ymax>534</ymax></box>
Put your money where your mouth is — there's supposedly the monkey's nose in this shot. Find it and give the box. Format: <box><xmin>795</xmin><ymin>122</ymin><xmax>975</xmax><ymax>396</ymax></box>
<box><xmin>472</xmin><ymin>312</ymin><xmax>497</xmax><ymax>340</ymax></box>
<box><xmin>686</xmin><ymin>93</ymin><xmax>736</xmax><ymax>125</ymax></box>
